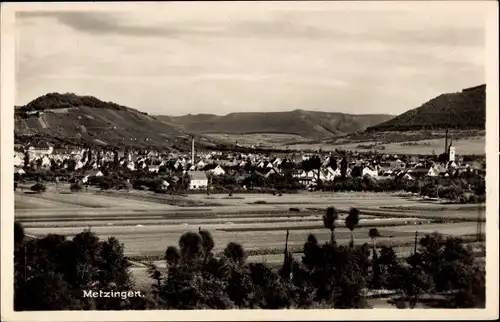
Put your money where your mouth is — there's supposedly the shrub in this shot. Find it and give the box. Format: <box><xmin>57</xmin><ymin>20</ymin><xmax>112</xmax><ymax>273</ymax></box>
<box><xmin>70</xmin><ymin>182</ymin><xmax>83</xmax><ymax>192</ymax></box>
<box><xmin>254</xmin><ymin>200</ymin><xmax>267</xmax><ymax>204</ymax></box>
<box><xmin>30</xmin><ymin>183</ymin><xmax>46</xmax><ymax>193</ymax></box>
<box><xmin>99</xmin><ymin>181</ymin><xmax>112</xmax><ymax>191</ymax></box>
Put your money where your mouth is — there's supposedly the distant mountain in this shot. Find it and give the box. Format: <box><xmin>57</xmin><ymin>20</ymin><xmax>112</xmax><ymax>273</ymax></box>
<box><xmin>161</xmin><ymin>110</ymin><xmax>394</xmax><ymax>139</ymax></box>
<box><xmin>366</xmin><ymin>85</ymin><xmax>486</xmax><ymax>132</ymax></box>
<box><xmin>14</xmin><ymin>93</ymin><xmax>221</xmax><ymax>150</ymax></box>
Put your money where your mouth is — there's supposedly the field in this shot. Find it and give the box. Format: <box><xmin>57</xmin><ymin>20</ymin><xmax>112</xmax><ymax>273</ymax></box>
<box><xmin>287</xmin><ymin>135</ymin><xmax>485</xmax><ymax>155</ymax></box>
<box><xmin>15</xmin><ymin>187</ymin><xmax>486</xmax><ymax>301</ymax></box>
<box><xmin>206</xmin><ymin>133</ymin><xmax>311</xmax><ymax>147</ymax></box>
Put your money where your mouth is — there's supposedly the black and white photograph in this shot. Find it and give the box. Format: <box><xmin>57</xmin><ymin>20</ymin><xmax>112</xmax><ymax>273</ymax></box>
<box><xmin>1</xmin><ymin>1</ymin><xmax>498</xmax><ymax>320</ymax></box>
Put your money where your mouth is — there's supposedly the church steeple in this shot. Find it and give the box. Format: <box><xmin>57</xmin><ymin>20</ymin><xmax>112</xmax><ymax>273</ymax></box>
<box><xmin>444</xmin><ymin>129</ymin><xmax>448</xmax><ymax>154</ymax></box>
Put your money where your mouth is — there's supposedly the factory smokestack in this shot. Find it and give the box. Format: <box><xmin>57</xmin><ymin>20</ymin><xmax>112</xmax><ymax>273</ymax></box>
<box><xmin>191</xmin><ymin>136</ymin><xmax>195</xmax><ymax>166</ymax></box>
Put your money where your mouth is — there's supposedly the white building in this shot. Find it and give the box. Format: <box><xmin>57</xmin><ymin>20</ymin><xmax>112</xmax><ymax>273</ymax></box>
<box><xmin>126</xmin><ymin>162</ymin><xmax>135</xmax><ymax>171</ymax></box>
<box><xmin>14</xmin><ymin>153</ymin><xmax>24</xmax><ymax>167</ymax></box>
<box><xmin>362</xmin><ymin>166</ymin><xmax>379</xmax><ymax>177</ymax></box>
<box><xmin>449</xmin><ymin>146</ymin><xmax>456</xmax><ymax>162</ymax></box>
<box><xmin>82</xmin><ymin>170</ymin><xmax>103</xmax><ymax>183</ymax></box>
<box><xmin>189</xmin><ymin>171</ymin><xmax>209</xmax><ymax>190</ymax></box>
<box><xmin>149</xmin><ymin>165</ymin><xmax>160</xmax><ymax>173</ymax></box>
<box><xmin>28</xmin><ymin>146</ymin><xmax>53</xmax><ymax>159</ymax></box>
<box><xmin>75</xmin><ymin>160</ymin><xmax>84</xmax><ymax>170</ymax></box>
<box><xmin>211</xmin><ymin>165</ymin><xmax>226</xmax><ymax>176</ymax></box>
<box><xmin>41</xmin><ymin>156</ymin><xmax>52</xmax><ymax>168</ymax></box>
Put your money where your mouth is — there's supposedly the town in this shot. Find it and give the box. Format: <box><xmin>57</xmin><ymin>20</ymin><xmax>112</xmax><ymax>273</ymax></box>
<box><xmin>14</xmin><ymin>132</ymin><xmax>485</xmax><ymax>201</ymax></box>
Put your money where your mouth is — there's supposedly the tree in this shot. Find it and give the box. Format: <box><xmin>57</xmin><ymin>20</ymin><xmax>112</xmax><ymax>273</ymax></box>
<box><xmin>224</xmin><ymin>242</ymin><xmax>246</xmax><ymax>264</ymax></box>
<box><xmin>403</xmin><ymin>232</ymin><xmax>486</xmax><ymax>308</ymax></box>
<box><xmin>398</xmin><ymin>266</ymin><xmax>434</xmax><ymax>309</ymax></box>
<box><xmin>70</xmin><ymin>181</ymin><xmax>83</xmax><ymax>192</ymax></box>
<box><xmin>24</xmin><ymin>150</ymin><xmax>30</xmax><ymax>168</ymax></box>
<box><xmin>147</xmin><ymin>262</ymin><xmax>163</xmax><ymax>294</ymax></box>
<box><xmin>178</xmin><ymin>232</ymin><xmax>203</xmax><ymax>262</ymax></box>
<box><xmin>377</xmin><ymin>246</ymin><xmax>401</xmax><ymax>290</ymax></box>
<box><xmin>113</xmin><ymin>149</ymin><xmax>119</xmax><ymax>165</ymax></box>
<box><xmin>31</xmin><ymin>183</ymin><xmax>46</xmax><ymax>193</ymax></box>
<box><xmin>14</xmin><ymin>229</ymin><xmax>133</xmax><ymax>310</ymax></box>
<box><xmin>351</xmin><ymin>166</ymin><xmax>362</xmax><ymax>178</ymax></box>
<box><xmin>368</xmin><ymin>228</ymin><xmax>382</xmax><ymax>288</ymax></box>
<box><xmin>369</xmin><ymin>228</ymin><xmax>381</xmax><ymax>248</ymax></box>
<box><xmin>279</xmin><ymin>230</ymin><xmax>292</xmax><ymax>280</ymax></box>
<box><xmin>99</xmin><ymin>180</ymin><xmax>112</xmax><ymax>191</ymax></box>
<box><xmin>14</xmin><ymin>221</ymin><xmax>25</xmax><ymax>249</ymax></box>
<box><xmin>322</xmin><ymin>207</ymin><xmax>339</xmax><ymax>244</ymax></box>
<box><xmin>67</xmin><ymin>159</ymin><xmax>76</xmax><ymax>172</ymax></box>
<box><xmin>340</xmin><ymin>158</ymin><xmax>348</xmax><ymax>178</ymax></box>
<box><xmin>321</xmin><ymin>243</ymin><xmax>369</xmax><ymax>308</ymax></box>
<box><xmin>329</xmin><ymin>156</ymin><xmax>338</xmax><ymax>171</ymax></box>
<box><xmin>199</xmin><ymin>228</ymin><xmax>215</xmax><ymax>263</ymax></box>
<box><xmin>449</xmin><ymin>263</ymin><xmax>485</xmax><ymax>308</ymax></box>
<box><xmin>345</xmin><ymin>208</ymin><xmax>360</xmax><ymax>247</ymax></box>
<box><xmin>165</xmin><ymin>246</ymin><xmax>181</xmax><ymax>267</ymax></box>
<box><xmin>309</xmin><ymin>156</ymin><xmax>322</xmax><ymax>185</ymax></box>
<box><xmin>302</xmin><ymin>234</ymin><xmax>323</xmax><ymax>271</ymax></box>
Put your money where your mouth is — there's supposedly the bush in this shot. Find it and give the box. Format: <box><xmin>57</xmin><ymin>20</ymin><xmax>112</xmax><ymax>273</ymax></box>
<box><xmin>254</xmin><ymin>200</ymin><xmax>267</xmax><ymax>204</ymax></box>
<box><xmin>289</xmin><ymin>207</ymin><xmax>300</xmax><ymax>212</ymax></box>
<box><xmin>70</xmin><ymin>182</ymin><xmax>83</xmax><ymax>192</ymax></box>
<box><xmin>30</xmin><ymin>183</ymin><xmax>46</xmax><ymax>193</ymax></box>
<box><xmin>99</xmin><ymin>181</ymin><xmax>112</xmax><ymax>191</ymax></box>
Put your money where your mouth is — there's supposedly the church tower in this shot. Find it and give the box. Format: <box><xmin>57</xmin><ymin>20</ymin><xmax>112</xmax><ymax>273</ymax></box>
<box><xmin>448</xmin><ymin>139</ymin><xmax>455</xmax><ymax>162</ymax></box>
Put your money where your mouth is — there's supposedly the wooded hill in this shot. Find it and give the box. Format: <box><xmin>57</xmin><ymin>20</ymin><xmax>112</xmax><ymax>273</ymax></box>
<box><xmin>366</xmin><ymin>85</ymin><xmax>486</xmax><ymax>132</ymax></box>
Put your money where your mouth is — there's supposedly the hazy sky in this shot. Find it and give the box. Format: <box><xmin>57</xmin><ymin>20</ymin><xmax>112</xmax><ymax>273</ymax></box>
<box><xmin>15</xmin><ymin>2</ymin><xmax>486</xmax><ymax>116</ymax></box>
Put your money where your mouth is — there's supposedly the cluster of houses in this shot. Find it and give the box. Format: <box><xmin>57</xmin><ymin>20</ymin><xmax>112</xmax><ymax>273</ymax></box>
<box><xmin>14</xmin><ymin>141</ymin><xmax>485</xmax><ymax>191</ymax></box>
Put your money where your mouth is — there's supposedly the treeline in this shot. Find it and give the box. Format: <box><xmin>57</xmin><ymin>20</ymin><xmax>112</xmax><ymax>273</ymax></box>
<box><xmin>18</xmin><ymin>92</ymin><xmax>130</xmax><ymax>113</ymax></box>
<box><xmin>17</xmin><ymin>166</ymin><xmax>486</xmax><ymax>204</ymax></box>
<box><xmin>14</xmin><ymin>208</ymin><xmax>485</xmax><ymax>310</ymax></box>
<box><xmin>320</xmin><ymin>175</ymin><xmax>485</xmax><ymax>203</ymax></box>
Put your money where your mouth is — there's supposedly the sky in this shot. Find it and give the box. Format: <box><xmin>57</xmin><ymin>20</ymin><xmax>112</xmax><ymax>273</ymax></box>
<box><xmin>15</xmin><ymin>2</ymin><xmax>486</xmax><ymax>116</ymax></box>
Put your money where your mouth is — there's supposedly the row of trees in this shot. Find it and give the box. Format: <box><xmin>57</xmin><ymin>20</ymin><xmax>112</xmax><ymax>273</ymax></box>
<box><xmin>14</xmin><ymin>206</ymin><xmax>485</xmax><ymax>310</ymax></box>
<box><xmin>19</xmin><ymin>170</ymin><xmax>486</xmax><ymax>205</ymax></box>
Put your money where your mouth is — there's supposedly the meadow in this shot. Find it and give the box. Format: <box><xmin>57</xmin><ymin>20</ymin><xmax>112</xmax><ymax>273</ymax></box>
<box><xmin>15</xmin><ymin>187</ymin><xmax>485</xmax><ymax>258</ymax></box>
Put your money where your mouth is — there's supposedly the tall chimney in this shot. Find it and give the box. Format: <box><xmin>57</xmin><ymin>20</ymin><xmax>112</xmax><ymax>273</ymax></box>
<box><xmin>444</xmin><ymin>129</ymin><xmax>448</xmax><ymax>154</ymax></box>
<box><xmin>191</xmin><ymin>136</ymin><xmax>195</xmax><ymax>166</ymax></box>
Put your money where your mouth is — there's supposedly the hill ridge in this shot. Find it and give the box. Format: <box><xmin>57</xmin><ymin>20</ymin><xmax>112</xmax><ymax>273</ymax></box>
<box><xmin>163</xmin><ymin>110</ymin><xmax>394</xmax><ymax>139</ymax></box>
